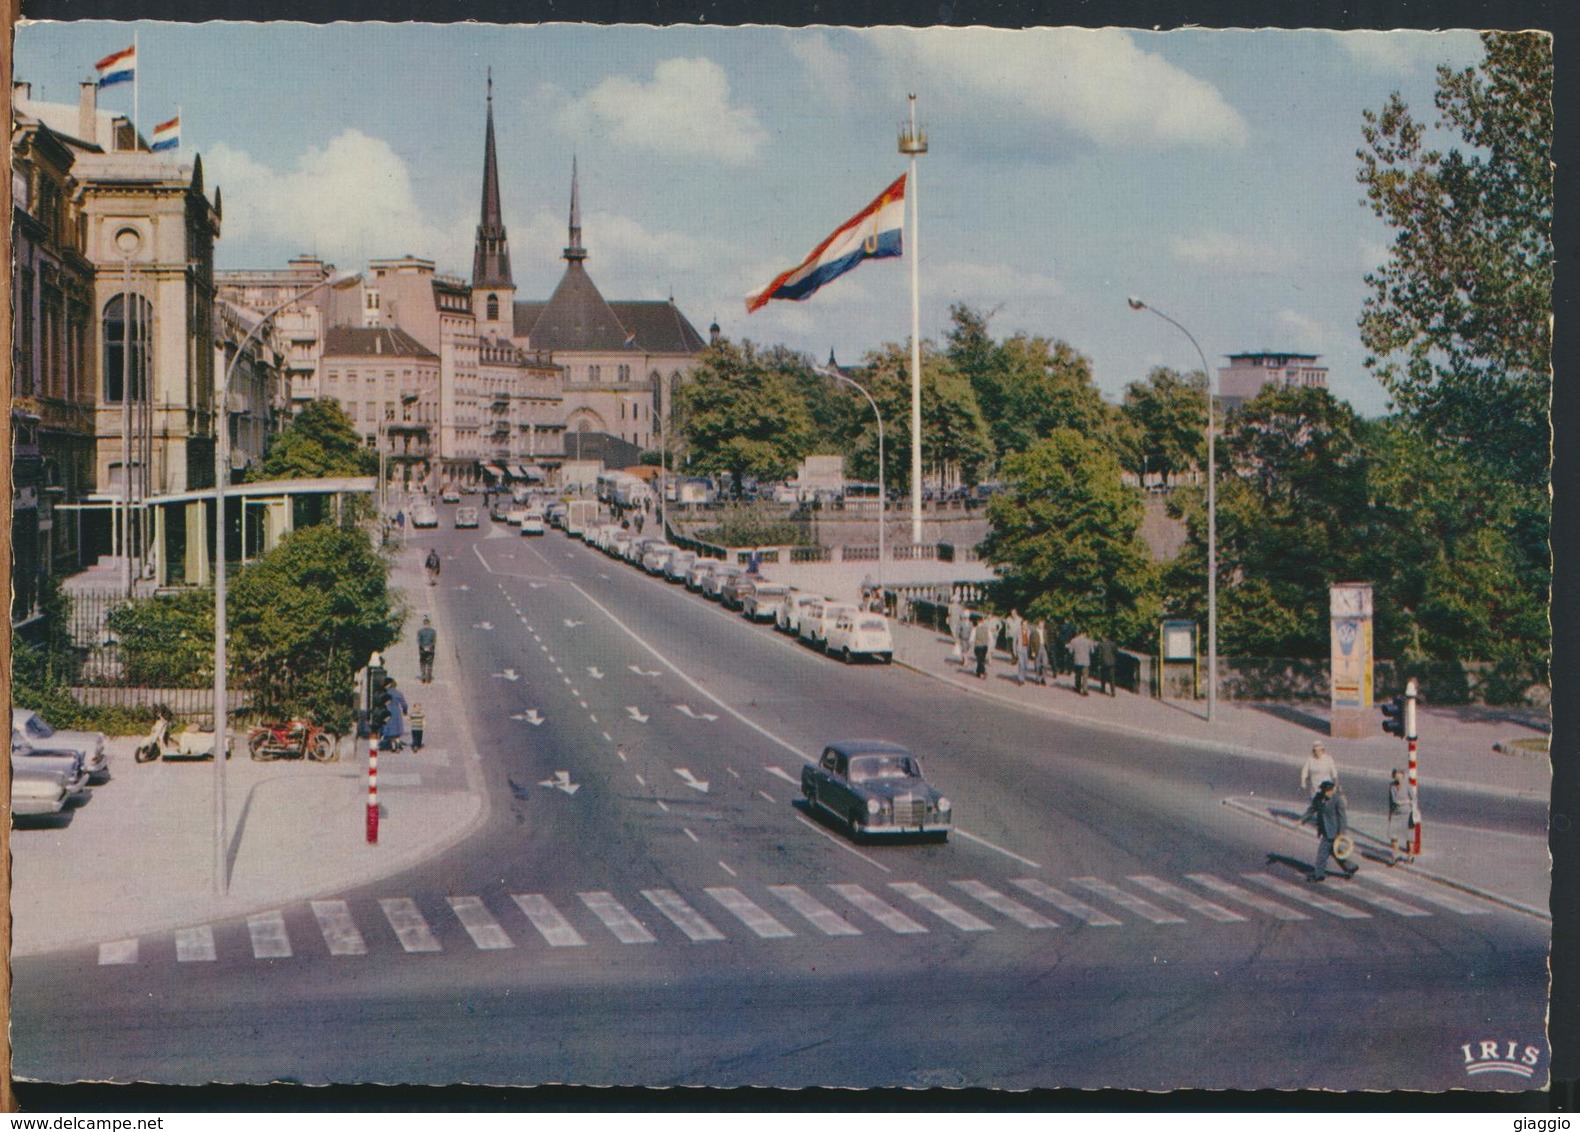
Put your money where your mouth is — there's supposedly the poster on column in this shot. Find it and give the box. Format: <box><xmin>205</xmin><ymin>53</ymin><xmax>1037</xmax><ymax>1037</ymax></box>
<box><xmin>1329</xmin><ymin>583</ymin><xmax>1374</xmax><ymax>710</ymax></box>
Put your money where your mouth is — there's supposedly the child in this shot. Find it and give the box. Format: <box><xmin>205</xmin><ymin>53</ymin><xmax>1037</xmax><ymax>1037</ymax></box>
<box><xmin>1388</xmin><ymin>768</ymin><xmax>1414</xmax><ymax>861</ymax></box>
<box><xmin>410</xmin><ymin>702</ymin><xmax>426</xmax><ymax>752</ymax></box>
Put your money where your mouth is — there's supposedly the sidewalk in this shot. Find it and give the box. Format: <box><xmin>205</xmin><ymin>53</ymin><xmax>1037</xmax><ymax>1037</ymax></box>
<box><xmin>768</xmin><ymin>558</ymin><xmax>1554</xmax><ymax>918</ymax></box>
<box><xmin>9</xmin><ymin>542</ymin><xmax>490</xmax><ymax>957</ymax></box>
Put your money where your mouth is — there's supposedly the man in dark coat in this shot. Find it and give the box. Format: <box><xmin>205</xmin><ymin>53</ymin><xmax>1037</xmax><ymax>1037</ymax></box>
<box><xmin>1300</xmin><ymin>779</ymin><xmax>1358</xmax><ymax>882</ymax></box>
<box><xmin>1096</xmin><ymin>637</ymin><xmax>1119</xmax><ymax>695</ymax></box>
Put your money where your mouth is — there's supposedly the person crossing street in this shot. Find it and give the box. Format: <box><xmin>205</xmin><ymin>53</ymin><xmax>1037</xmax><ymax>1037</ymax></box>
<box><xmin>417</xmin><ymin>615</ymin><xmax>438</xmax><ymax>684</ymax></box>
<box><xmin>1301</xmin><ymin>779</ymin><xmax>1358</xmax><ymax>882</ymax></box>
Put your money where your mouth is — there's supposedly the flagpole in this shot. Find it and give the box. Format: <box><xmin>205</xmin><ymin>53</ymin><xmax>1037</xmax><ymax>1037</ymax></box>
<box><xmin>132</xmin><ymin>30</ymin><xmax>139</xmax><ymax>145</ymax></box>
<box><xmin>899</xmin><ymin>95</ymin><xmax>928</xmax><ymax>544</ymax></box>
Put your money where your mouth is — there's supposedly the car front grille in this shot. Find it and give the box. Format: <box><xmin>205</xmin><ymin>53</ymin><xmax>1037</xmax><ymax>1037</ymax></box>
<box><xmin>892</xmin><ymin>795</ymin><xmax>926</xmax><ymax>826</ymax></box>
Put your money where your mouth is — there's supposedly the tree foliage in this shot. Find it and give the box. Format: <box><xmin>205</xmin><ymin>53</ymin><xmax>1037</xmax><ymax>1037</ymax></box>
<box><xmin>674</xmin><ymin>340</ymin><xmax>817</xmax><ymax>489</ymax></box>
<box><xmin>256</xmin><ymin>398</ymin><xmax>378</xmax><ymax>481</ymax></box>
<box><xmin>1120</xmin><ymin>366</ymin><xmax>1207</xmax><ymax>485</ymax></box>
<box><xmin>854</xmin><ymin>343</ymin><xmax>993</xmax><ymax>491</ymax></box>
<box><xmin>980</xmin><ymin>429</ymin><xmax>1157</xmax><ymax>643</ymax></box>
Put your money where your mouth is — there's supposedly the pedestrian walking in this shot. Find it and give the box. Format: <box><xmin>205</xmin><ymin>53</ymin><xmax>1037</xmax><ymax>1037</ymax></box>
<box><xmin>417</xmin><ymin>614</ymin><xmax>438</xmax><ymax>684</ymax></box>
<box><xmin>1028</xmin><ymin>619</ymin><xmax>1048</xmax><ymax>685</ymax></box>
<box><xmin>1299</xmin><ymin>742</ymin><xmax>1339</xmax><ymax>794</ymax></box>
<box><xmin>1301</xmin><ymin>779</ymin><xmax>1358</xmax><ymax>881</ymax></box>
<box><xmin>1012</xmin><ymin>611</ymin><xmax>1031</xmax><ymax>685</ymax></box>
<box><xmin>1096</xmin><ymin>637</ymin><xmax>1119</xmax><ymax>696</ymax></box>
<box><xmin>1069</xmin><ymin>630</ymin><xmax>1094</xmax><ymax>696</ymax></box>
<box><xmin>970</xmin><ymin>614</ymin><xmax>993</xmax><ymax>679</ymax></box>
<box><xmin>410</xmin><ymin>702</ymin><xmax>426</xmax><ymax>752</ymax></box>
<box><xmin>381</xmin><ymin>678</ymin><xmax>409</xmax><ymax>752</ymax></box>
<box><xmin>425</xmin><ymin>548</ymin><xmax>442</xmax><ymax>587</ymax></box>
<box><xmin>955</xmin><ymin>603</ymin><xmax>973</xmax><ymax>665</ymax></box>
<box><xmin>1056</xmin><ymin>621</ymin><xmax>1076</xmax><ymax>678</ymax></box>
<box><xmin>1387</xmin><ymin>768</ymin><xmax>1415</xmax><ymax>862</ymax></box>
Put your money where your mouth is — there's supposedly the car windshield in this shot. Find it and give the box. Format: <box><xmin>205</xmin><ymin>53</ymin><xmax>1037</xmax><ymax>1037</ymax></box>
<box><xmin>848</xmin><ymin>754</ymin><xmax>920</xmax><ymax>782</ymax></box>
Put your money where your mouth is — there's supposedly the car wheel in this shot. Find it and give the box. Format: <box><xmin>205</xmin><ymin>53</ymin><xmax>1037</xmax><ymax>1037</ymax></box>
<box><xmin>841</xmin><ymin>647</ymin><xmax>852</xmax><ymax>664</ymax></box>
<box><xmin>848</xmin><ymin>809</ymin><xmax>864</xmax><ymax>841</ymax></box>
<box><xmin>881</xmin><ymin>653</ymin><xmax>893</xmax><ymax>665</ymax></box>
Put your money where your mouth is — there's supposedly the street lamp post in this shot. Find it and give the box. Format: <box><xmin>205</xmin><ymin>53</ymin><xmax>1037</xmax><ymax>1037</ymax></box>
<box><xmin>1127</xmin><ymin>297</ymin><xmax>1217</xmax><ymax>723</ymax></box>
<box><xmin>213</xmin><ymin>271</ymin><xmax>359</xmax><ymax>895</ymax></box>
<box><xmin>818</xmin><ymin>364</ymin><xmax>884</xmax><ymax>593</ymax></box>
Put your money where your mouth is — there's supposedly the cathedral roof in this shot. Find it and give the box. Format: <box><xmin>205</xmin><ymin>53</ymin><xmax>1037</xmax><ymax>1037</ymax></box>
<box><xmin>323</xmin><ymin>326</ymin><xmax>437</xmax><ymax>360</ymax></box>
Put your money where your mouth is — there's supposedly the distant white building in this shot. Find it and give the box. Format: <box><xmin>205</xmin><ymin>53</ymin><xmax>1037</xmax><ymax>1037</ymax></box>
<box><xmin>1217</xmin><ymin>352</ymin><xmax>1328</xmax><ymax>412</ymax></box>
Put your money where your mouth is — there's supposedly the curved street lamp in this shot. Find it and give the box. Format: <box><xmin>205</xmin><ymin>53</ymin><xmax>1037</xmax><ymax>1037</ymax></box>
<box><xmin>213</xmin><ymin>270</ymin><xmax>360</xmax><ymax>894</ymax></box>
<box><xmin>817</xmin><ymin>362</ymin><xmax>885</xmax><ymax>593</ymax></box>
<box><xmin>1127</xmin><ymin>296</ymin><xmax>1217</xmax><ymax>724</ymax></box>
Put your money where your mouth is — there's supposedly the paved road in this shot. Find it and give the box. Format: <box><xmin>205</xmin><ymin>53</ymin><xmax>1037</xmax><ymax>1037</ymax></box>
<box><xmin>12</xmin><ymin>521</ymin><xmax>1551</xmax><ymax>1092</ymax></box>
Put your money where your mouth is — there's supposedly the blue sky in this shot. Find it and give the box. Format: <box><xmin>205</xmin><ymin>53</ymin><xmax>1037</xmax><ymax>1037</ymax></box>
<box><xmin>15</xmin><ymin>21</ymin><xmax>1489</xmax><ymax>415</ymax></box>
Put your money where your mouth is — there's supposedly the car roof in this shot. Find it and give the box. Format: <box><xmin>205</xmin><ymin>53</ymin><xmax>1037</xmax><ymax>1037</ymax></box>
<box><xmin>824</xmin><ymin>739</ymin><xmax>915</xmax><ymax>757</ymax></box>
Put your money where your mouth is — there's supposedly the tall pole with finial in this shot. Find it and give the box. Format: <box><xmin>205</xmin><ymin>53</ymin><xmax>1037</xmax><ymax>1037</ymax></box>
<box><xmin>898</xmin><ymin>95</ymin><xmax>927</xmax><ymax>544</ymax></box>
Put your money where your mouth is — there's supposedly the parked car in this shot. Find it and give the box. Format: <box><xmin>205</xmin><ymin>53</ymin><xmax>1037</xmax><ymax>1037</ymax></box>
<box><xmin>627</xmin><ymin>537</ymin><xmax>664</xmax><ymax>566</ymax></box>
<box><xmin>799</xmin><ymin>600</ymin><xmax>859</xmax><ymax>652</ymax></box>
<box><xmin>440</xmin><ymin>489</ymin><xmax>462</xmax><ymax>504</ymax></box>
<box><xmin>12</xmin><ymin>709</ymin><xmax>108</xmax><ymax>783</ymax></box>
<box><xmin>520</xmin><ymin>512</ymin><xmax>546</xmax><ymax>536</ymax></box>
<box><xmin>454</xmin><ymin>506</ymin><xmax>479</xmax><ymax>529</ymax></box>
<box><xmin>824</xmin><ymin>610</ymin><xmax>895</xmax><ymax>664</ymax></box>
<box><xmin>642</xmin><ymin>544</ymin><xmax>677</xmax><ymax>575</ymax></box>
<box><xmin>801</xmin><ymin>739</ymin><xmax>952</xmax><ymax>841</ymax></box>
<box><xmin>410</xmin><ymin>503</ymin><xmax>439</xmax><ymax>529</ymax></box>
<box><xmin>742</xmin><ymin>582</ymin><xmax>791</xmax><ymax>622</ymax></box>
<box><xmin>11</xmin><ymin>744</ymin><xmax>91</xmax><ymax>803</ymax></box>
<box><xmin>506</xmin><ymin>505</ymin><xmax>529</xmax><ymax>526</ymax></box>
<box><xmin>10</xmin><ymin>759</ymin><xmax>73</xmax><ymax>821</ymax></box>
<box><xmin>609</xmin><ymin>531</ymin><xmax>635</xmax><ymax>560</ymax></box>
<box><xmin>776</xmin><ymin>591</ymin><xmax>822</xmax><ymax>636</ymax></box>
<box><xmin>663</xmin><ymin>550</ymin><xmax>698</xmax><ymax>583</ymax></box>
<box><xmin>702</xmin><ymin>564</ymin><xmax>745</xmax><ymax>601</ymax></box>
<box><xmin>686</xmin><ymin>559</ymin><xmax>717</xmax><ymax>592</ymax></box>
<box><xmin>720</xmin><ymin>573</ymin><xmax>757</xmax><ymax>611</ymax></box>
<box><xmin>490</xmin><ymin>502</ymin><xmax>513</xmax><ymax>522</ymax></box>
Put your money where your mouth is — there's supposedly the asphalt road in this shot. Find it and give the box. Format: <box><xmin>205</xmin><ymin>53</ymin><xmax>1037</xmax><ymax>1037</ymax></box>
<box><xmin>11</xmin><ymin>519</ymin><xmax>1551</xmax><ymax>1092</ymax></box>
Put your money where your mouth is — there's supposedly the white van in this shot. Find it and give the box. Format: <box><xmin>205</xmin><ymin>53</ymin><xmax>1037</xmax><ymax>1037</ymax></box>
<box><xmin>824</xmin><ymin>610</ymin><xmax>895</xmax><ymax>664</ymax></box>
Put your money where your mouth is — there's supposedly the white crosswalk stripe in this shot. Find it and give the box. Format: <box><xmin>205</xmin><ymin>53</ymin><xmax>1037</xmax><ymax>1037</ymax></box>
<box><xmin>1358</xmin><ymin>871</ymin><xmax>1491</xmax><ymax>915</ymax></box>
<box><xmin>448</xmin><ymin>896</ymin><xmax>515</xmax><ymax>949</ymax></box>
<box><xmin>247</xmin><ymin>910</ymin><xmax>293</xmax><ymax>958</ymax></box>
<box><xmin>705</xmin><ymin>887</ymin><xmax>796</xmax><ymax>938</ymax></box>
<box><xmin>174</xmin><ymin>925</ymin><xmax>216</xmax><ymax>962</ymax></box>
<box><xmin>1185</xmin><ymin>874</ymin><xmax>1309</xmax><ymax>921</ymax></box>
<box><xmin>380</xmin><ymin>897</ymin><xmax>443</xmax><ymax>952</ymax></box>
<box><xmin>889</xmin><ymin>882</ymin><xmax>994</xmax><ymax>931</ymax></box>
<box><xmin>1128</xmin><ymin>875</ymin><xmax>1248</xmax><ymax>922</ymax></box>
<box><xmin>513</xmin><ymin>894</ymin><xmax>587</xmax><ymax>947</ymax></box>
<box><xmin>99</xmin><ymin>939</ymin><xmax>139</xmax><ymax>965</ymax></box>
<box><xmin>311</xmin><ymin>900</ymin><xmax>368</xmax><ymax>955</ymax></box>
<box><xmin>831</xmin><ymin>884</ymin><xmax>928</xmax><ymax>933</ymax></box>
<box><xmin>643</xmin><ymin>889</ymin><xmax>726</xmax><ymax>941</ymax></box>
<box><xmin>768</xmin><ymin>884</ymin><xmax>862</xmax><ymax>936</ymax></box>
<box><xmin>951</xmin><ymin>880</ymin><xmax>1058</xmax><ymax>929</ymax></box>
<box><xmin>1071</xmin><ymin>877</ymin><xmax>1187</xmax><ymax>924</ymax></box>
<box><xmin>1327</xmin><ymin>880</ymin><xmax>1431</xmax><ymax>917</ymax></box>
<box><xmin>1009</xmin><ymin>878</ymin><xmax>1121</xmax><ymax>926</ymax></box>
<box><xmin>580</xmin><ymin>891</ymin><xmax>657</xmax><ymax>943</ymax></box>
<box><xmin>1241</xmin><ymin>873</ymin><xmax>1371</xmax><ymax>918</ymax></box>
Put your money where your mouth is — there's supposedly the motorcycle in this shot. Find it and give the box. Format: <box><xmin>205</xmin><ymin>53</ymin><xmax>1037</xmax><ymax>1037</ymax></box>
<box><xmin>248</xmin><ymin>719</ymin><xmax>338</xmax><ymax>762</ymax></box>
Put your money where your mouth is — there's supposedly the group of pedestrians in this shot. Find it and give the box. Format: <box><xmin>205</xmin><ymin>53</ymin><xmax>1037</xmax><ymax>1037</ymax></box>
<box><xmin>1295</xmin><ymin>741</ymin><xmax>1418</xmax><ymax>881</ymax></box>
<box><xmin>947</xmin><ymin>602</ymin><xmax>1119</xmax><ymax>696</ymax></box>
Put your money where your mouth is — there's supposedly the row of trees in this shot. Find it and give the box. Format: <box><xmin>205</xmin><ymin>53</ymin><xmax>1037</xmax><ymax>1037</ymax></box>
<box><xmin>671</xmin><ymin>33</ymin><xmax>1549</xmax><ymax>700</ymax></box>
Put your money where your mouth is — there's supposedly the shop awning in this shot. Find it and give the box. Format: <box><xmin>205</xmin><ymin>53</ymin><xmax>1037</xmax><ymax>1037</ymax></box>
<box><xmin>512</xmin><ymin>463</ymin><xmax>546</xmax><ymax>481</ymax></box>
<box><xmin>483</xmin><ymin>463</ymin><xmax>507</xmax><ymax>478</ymax></box>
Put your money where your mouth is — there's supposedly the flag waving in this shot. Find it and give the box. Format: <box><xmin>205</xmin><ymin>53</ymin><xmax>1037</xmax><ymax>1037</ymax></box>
<box><xmin>746</xmin><ymin>173</ymin><xmax>906</xmax><ymax>314</ymax></box>
<box><xmin>95</xmin><ymin>44</ymin><xmax>136</xmax><ymax>89</ymax></box>
<box><xmin>151</xmin><ymin>116</ymin><xmax>180</xmax><ymax>152</ymax></box>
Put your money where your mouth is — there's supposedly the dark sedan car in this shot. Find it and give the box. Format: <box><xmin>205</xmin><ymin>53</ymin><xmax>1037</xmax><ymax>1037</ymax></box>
<box><xmin>801</xmin><ymin>740</ymin><xmax>951</xmax><ymax>842</ymax></box>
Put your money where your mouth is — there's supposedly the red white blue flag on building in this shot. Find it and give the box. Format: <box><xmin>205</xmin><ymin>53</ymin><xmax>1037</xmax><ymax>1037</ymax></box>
<box><xmin>746</xmin><ymin>173</ymin><xmax>906</xmax><ymax>314</ymax></box>
<box><xmin>151</xmin><ymin>116</ymin><xmax>180</xmax><ymax>152</ymax></box>
<box><xmin>95</xmin><ymin>44</ymin><xmax>136</xmax><ymax>88</ymax></box>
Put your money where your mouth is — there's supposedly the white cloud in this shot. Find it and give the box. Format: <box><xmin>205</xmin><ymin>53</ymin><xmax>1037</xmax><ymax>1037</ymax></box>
<box><xmin>1337</xmin><ymin>30</ymin><xmax>1465</xmax><ymax>72</ymax></box>
<box><xmin>861</xmin><ymin>28</ymin><xmax>1248</xmax><ymax>149</ymax></box>
<box><xmin>786</xmin><ymin>31</ymin><xmax>858</xmax><ymax>108</ymax></box>
<box><xmin>549</xmin><ymin>57</ymin><xmax>767</xmax><ymax>164</ymax></box>
<box><xmin>1274</xmin><ymin>309</ymin><xmax>1331</xmax><ymax>352</ymax></box>
<box><xmin>927</xmin><ymin>261</ymin><xmax>1066</xmax><ymax>305</ymax></box>
<box><xmin>1170</xmin><ymin>230</ymin><xmax>1290</xmax><ymax>275</ymax></box>
<box><xmin>206</xmin><ymin>131</ymin><xmax>461</xmax><ymax>266</ymax></box>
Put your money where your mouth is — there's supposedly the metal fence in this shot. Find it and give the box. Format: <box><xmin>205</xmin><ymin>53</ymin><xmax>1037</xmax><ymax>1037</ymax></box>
<box><xmin>69</xmin><ymin>686</ymin><xmax>248</xmax><ymax>728</ymax></box>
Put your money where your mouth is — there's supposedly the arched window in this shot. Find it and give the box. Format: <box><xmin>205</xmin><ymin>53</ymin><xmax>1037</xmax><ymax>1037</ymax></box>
<box><xmin>102</xmin><ymin>293</ymin><xmax>153</xmax><ymax>403</ymax></box>
<box><xmin>487</xmin><ymin>293</ymin><xmax>499</xmax><ymax>321</ymax></box>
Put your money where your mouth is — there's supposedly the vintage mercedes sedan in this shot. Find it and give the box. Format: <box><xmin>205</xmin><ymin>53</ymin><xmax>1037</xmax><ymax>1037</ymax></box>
<box><xmin>802</xmin><ymin>740</ymin><xmax>951</xmax><ymax>842</ymax></box>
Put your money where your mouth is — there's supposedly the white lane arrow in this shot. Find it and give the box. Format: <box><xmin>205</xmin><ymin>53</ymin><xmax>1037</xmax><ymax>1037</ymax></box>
<box><xmin>674</xmin><ymin>704</ymin><xmax>719</xmax><ymax>722</ymax></box>
<box><xmin>626</xmin><ymin>706</ymin><xmax>649</xmax><ymax>723</ymax></box>
<box><xmin>599</xmin><ymin>573</ymin><xmax>610</xmax><ymax>580</ymax></box>
<box><xmin>528</xmin><ymin>582</ymin><xmax>546</xmax><ymax>589</ymax></box>
<box><xmin>510</xmin><ymin>709</ymin><xmax>545</xmax><ymax>726</ymax></box>
<box><xmin>538</xmin><ymin>771</ymin><xmax>580</xmax><ymax>796</ymax></box>
<box><xmin>564</xmin><ymin>618</ymin><xmax>584</xmax><ymax>628</ymax></box>
<box><xmin>587</xmin><ymin>667</ymin><xmax>604</xmax><ymax>680</ymax></box>
<box><xmin>628</xmin><ymin>665</ymin><xmax>662</xmax><ymax>677</ymax></box>
<box><xmin>473</xmin><ymin>621</ymin><xmax>494</xmax><ymax>630</ymax></box>
<box><xmin>673</xmin><ymin>768</ymin><xmax>711</xmax><ymax>793</ymax></box>
<box><xmin>765</xmin><ymin>766</ymin><xmax>801</xmax><ymax>786</ymax></box>
<box><xmin>456</xmin><ymin>583</ymin><xmax>471</xmax><ymax>591</ymax></box>
<box><xmin>493</xmin><ymin>668</ymin><xmax>520</xmax><ymax>681</ymax></box>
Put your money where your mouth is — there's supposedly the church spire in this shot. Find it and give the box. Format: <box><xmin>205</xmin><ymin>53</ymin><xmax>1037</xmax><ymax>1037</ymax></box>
<box><xmin>564</xmin><ymin>156</ymin><xmax>587</xmax><ymax>263</ymax></box>
<box><xmin>473</xmin><ymin>68</ymin><xmax>514</xmax><ymax>289</ymax></box>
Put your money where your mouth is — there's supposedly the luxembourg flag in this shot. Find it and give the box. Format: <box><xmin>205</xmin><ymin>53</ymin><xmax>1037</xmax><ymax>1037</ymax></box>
<box><xmin>95</xmin><ymin>44</ymin><xmax>136</xmax><ymax>89</ymax></box>
<box><xmin>151</xmin><ymin>116</ymin><xmax>180</xmax><ymax>152</ymax></box>
<box><xmin>746</xmin><ymin>173</ymin><xmax>906</xmax><ymax>314</ymax></box>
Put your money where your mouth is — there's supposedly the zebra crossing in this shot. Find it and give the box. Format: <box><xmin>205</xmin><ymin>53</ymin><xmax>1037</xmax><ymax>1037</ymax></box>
<box><xmin>94</xmin><ymin>868</ymin><xmax>1497</xmax><ymax>967</ymax></box>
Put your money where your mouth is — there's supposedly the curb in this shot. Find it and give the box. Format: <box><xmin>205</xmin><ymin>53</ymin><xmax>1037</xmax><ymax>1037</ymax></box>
<box><xmin>1219</xmin><ymin>796</ymin><xmax>1550</xmax><ymax>922</ymax></box>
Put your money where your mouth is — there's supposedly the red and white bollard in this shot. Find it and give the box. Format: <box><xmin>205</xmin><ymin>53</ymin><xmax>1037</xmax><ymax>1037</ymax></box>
<box><xmin>1407</xmin><ymin>736</ymin><xmax>1421</xmax><ymax>857</ymax></box>
<box><xmin>367</xmin><ymin>734</ymin><xmax>380</xmax><ymax>844</ymax></box>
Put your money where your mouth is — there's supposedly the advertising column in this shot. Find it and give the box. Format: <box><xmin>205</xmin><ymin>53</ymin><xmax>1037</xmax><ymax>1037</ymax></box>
<box><xmin>1329</xmin><ymin>583</ymin><xmax>1374</xmax><ymax>737</ymax></box>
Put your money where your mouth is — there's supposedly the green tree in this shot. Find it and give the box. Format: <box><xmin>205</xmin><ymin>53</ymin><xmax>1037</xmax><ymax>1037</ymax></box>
<box><xmin>106</xmin><ymin>589</ymin><xmax>214</xmax><ymax>686</ymax></box>
<box><xmin>674</xmin><ymin>340</ymin><xmax>816</xmax><ymax>489</ymax></box>
<box><xmin>256</xmin><ymin>398</ymin><xmax>378</xmax><ymax>481</ymax></box>
<box><xmin>1120</xmin><ymin>366</ymin><xmax>1207</xmax><ymax>486</ymax></box>
<box><xmin>229</xmin><ymin>524</ymin><xmax>404</xmax><ymax>731</ymax></box>
<box><xmin>856</xmin><ymin>343</ymin><xmax>993</xmax><ymax>492</ymax></box>
<box><xmin>980</xmin><ymin>428</ymin><xmax>1157</xmax><ymax>643</ymax></box>
<box><xmin>1357</xmin><ymin>31</ymin><xmax>1552</xmax><ymax>484</ymax></box>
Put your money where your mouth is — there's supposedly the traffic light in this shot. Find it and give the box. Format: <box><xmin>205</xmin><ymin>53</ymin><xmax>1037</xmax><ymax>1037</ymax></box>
<box><xmin>367</xmin><ymin>665</ymin><xmax>390</xmax><ymax>734</ymax></box>
<box><xmin>1381</xmin><ymin>694</ymin><xmax>1407</xmax><ymax>738</ymax></box>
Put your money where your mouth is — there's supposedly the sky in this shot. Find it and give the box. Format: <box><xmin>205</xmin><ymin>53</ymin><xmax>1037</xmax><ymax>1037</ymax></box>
<box><xmin>14</xmin><ymin>21</ymin><xmax>1493</xmax><ymax>417</ymax></box>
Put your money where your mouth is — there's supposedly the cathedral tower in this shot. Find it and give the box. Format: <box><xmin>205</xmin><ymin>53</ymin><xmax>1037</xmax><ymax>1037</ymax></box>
<box><xmin>472</xmin><ymin>70</ymin><xmax>515</xmax><ymax>339</ymax></box>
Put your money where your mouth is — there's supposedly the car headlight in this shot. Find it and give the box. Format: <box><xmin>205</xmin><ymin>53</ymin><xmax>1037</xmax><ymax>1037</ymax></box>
<box><xmin>866</xmin><ymin>797</ymin><xmax>882</xmax><ymax>815</ymax></box>
<box><xmin>937</xmin><ymin>797</ymin><xmax>952</xmax><ymax>813</ymax></box>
